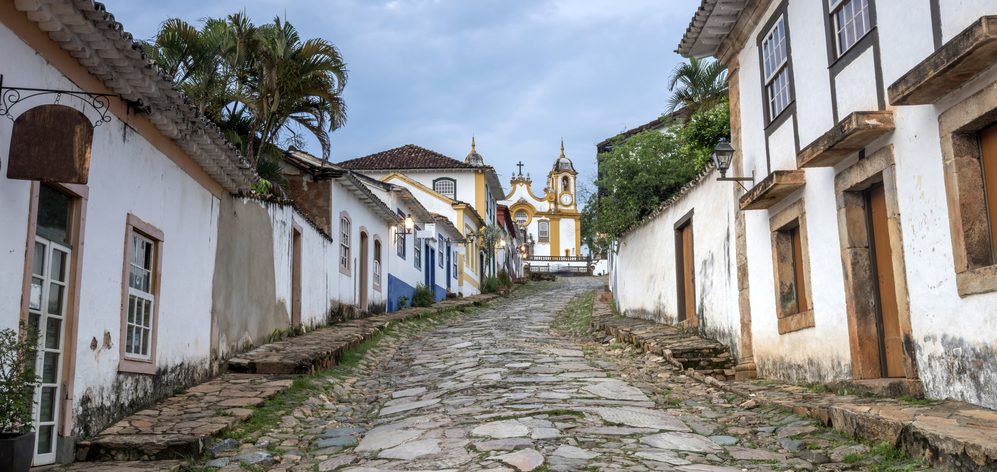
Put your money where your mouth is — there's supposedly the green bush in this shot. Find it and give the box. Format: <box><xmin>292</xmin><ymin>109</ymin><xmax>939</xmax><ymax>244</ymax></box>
<box><xmin>412</xmin><ymin>284</ymin><xmax>435</xmax><ymax>307</ymax></box>
<box><xmin>497</xmin><ymin>270</ymin><xmax>513</xmax><ymax>289</ymax></box>
<box><xmin>0</xmin><ymin>324</ymin><xmax>39</xmax><ymax>433</ymax></box>
<box><xmin>398</xmin><ymin>296</ymin><xmax>409</xmax><ymax>308</ymax></box>
<box><xmin>482</xmin><ymin>276</ymin><xmax>502</xmax><ymax>294</ymax></box>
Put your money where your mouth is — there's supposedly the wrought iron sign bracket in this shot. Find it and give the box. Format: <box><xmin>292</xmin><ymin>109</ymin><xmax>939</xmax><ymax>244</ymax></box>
<box><xmin>0</xmin><ymin>74</ymin><xmax>118</xmax><ymax>126</ymax></box>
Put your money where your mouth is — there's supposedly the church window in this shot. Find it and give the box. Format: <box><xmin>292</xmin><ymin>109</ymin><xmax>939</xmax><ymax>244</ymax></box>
<box><xmin>433</xmin><ymin>178</ymin><xmax>456</xmax><ymax>199</ymax></box>
<box><xmin>515</xmin><ymin>211</ymin><xmax>528</xmax><ymax>226</ymax></box>
<box><xmin>561</xmin><ymin>176</ymin><xmax>570</xmax><ymax>192</ymax></box>
<box><xmin>538</xmin><ymin>220</ymin><xmax>550</xmax><ymax>243</ymax></box>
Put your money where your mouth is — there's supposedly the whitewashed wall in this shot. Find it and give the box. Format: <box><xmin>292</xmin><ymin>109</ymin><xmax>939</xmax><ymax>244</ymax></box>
<box><xmin>0</xmin><ymin>21</ymin><xmax>228</xmax><ymax>438</ymax></box>
<box><xmin>727</xmin><ymin>0</ymin><xmax>997</xmax><ymax>404</ymax></box>
<box><xmin>611</xmin><ymin>169</ymin><xmax>743</xmax><ymax>358</ymax></box>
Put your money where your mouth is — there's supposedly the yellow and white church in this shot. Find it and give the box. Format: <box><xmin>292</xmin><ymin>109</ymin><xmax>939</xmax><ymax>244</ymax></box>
<box><xmin>501</xmin><ymin>141</ymin><xmax>581</xmax><ymax>257</ymax></box>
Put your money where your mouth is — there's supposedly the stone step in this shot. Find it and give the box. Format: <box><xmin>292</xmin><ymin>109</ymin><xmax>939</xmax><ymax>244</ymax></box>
<box><xmin>77</xmin><ymin>293</ymin><xmax>501</xmax><ymax>462</ymax></box>
<box><xmin>591</xmin><ymin>311</ymin><xmax>738</xmax><ymax>381</ymax></box>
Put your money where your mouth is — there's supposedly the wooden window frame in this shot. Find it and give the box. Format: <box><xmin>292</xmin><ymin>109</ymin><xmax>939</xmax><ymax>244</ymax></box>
<box><xmin>413</xmin><ymin>226</ymin><xmax>422</xmax><ymax>271</ymax></box>
<box><xmin>432</xmin><ymin>177</ymin><xmax>456</xmax><ymax>199</ymax></box>
<box><xmin>770</xmin><ymin>199</ymin><xmax>815</xmax><ymax>334</ymax></box>
<box><xmin>938</xmin><ymin>82</ymin><xmax>997</xmax><ymax>296</ymax></box>
<box><xmin>339</xmin><ymin>211</ymin><xmax>351</xmax><ymax>276</ymax></box>
<box><xmin>828</xmin><ymin>0</ymin><xmax>873</xmax><ymax>57</ymax></box>
<box><xmin>438</xmin><ymin>235</ymin><xmax>446</xmax><ymax>268</ymax></box>
<box><xmin>538</xmin><ymin>220</ymin><xmax>550</xmax><ymax>243</ymax></box>
<box><xmin>118</xmin><ymin>214</ymin><xmax>164</xmax><ymax>375</ymax></box>
<box><xmin>760</xmin><ymin>13</ymin><xmax>793</xmax><ymax>123</ymax></box>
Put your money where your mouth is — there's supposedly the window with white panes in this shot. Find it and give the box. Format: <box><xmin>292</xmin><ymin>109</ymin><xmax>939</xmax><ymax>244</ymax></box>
<box><xmin>340</xmin><ymin>216</ymin><xmax>351</xmax><ymax>271</ymax></box>
<box><xmin>373</xmin><ymin>240</ymin><xmax>382</xmax><ymax>290</ymax></box>
<box><xmin>515</xmin><ymin>211</ymin><xmax>528</xmax><ymax>226</ymax></box>
<box><xmin>762</xmin><ymin>15</ymin><xmax>792</xmax><ymax>121</ymax></box>
<box><xmin>414</xmin><ymin>235</ymin><xmax>422</xmax><ymax>269</ymax></box>
<box><xmin>125</xmin><ymin>231</ymin><xmax>156</xmax><ymax>359</ymax></box>
<box><xmin>433</xmin><ymin>178</ymin><xmax>456</xmax><ymax>199</ymax></box>
<box><xmin>538</xmin><ymin>220</ymin><xmax>550</xmax><ymax>243</ymax></box>
<box><xmin>830</xmin><ymin>0</ymin><xmax>872</xmax><ymax>56</ymax></box>
<box><xmin>438</xmin><ymin>235</ymin><xmax>446</xmax><ymax>268</ymax></box>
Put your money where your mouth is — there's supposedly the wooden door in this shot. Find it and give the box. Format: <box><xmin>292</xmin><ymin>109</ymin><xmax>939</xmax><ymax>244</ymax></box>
<box><xmin>868</xmin><ymin>184</ymin><xmax>904</xmax><ymax>378</ymax></box>
<box><xmin>676</xmin><ymin>222</ymin><xmax>697</xmax><ymax>326</ymax></box>
<box><xmin>359</xmin><ymin>232</ymin><xmax>369</xmax><ymax>310</ymax></box>
<box><xmin>291</xmin><ymin>227</ymin><xmax>302</xmax><ymax>326</ymax></box>
<box><xmin>981</xmin><ymin>124</ymin><xmax>997</xmax><ymax>262</ymax></box>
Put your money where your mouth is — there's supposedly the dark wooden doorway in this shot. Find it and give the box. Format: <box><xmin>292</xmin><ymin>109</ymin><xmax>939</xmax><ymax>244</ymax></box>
<box><xmin>866</xmin><ymin>183</ymin><xmax>905</xmax><ymax>378</ymax></box>
<box><xmin>291</xmin><ymin>225</ymin><xmax>302</xmax><ymax>327</ymax></box>
<box><xmin>675</xmin><ymin>213</ymin><xmax>697</xmax><ymax>326</ymax></box>
<box><xmin>359</xmin><ymin>232</ymin><xmax>369</xmax><ymax>310</ymax></box>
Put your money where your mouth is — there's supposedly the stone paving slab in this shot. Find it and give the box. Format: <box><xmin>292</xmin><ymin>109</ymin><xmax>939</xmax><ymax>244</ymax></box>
<box><xmin>594</xmin><ymin>299</ymin><xmax>997</xmax><ymax>470</ymax></box>
<box><xmin>76</xmin><ymin>293</ymin><xmax>500</xmax><ymax>462</ymax></box>
<box><xmin>76</xmin><ymin>374</ymin><xmax>292</xmax><ymax>461</ymax></box>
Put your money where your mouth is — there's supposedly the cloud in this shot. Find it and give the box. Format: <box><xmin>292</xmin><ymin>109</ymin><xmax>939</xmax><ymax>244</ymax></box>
<box><xmin>102</xmin><ymin>0</ymin><xmax>700</xmax><ymax>196</ymax></box>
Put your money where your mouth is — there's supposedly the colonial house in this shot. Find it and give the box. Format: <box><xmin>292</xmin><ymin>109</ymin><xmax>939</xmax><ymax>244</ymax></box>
<box><xmin>379</xmin><ymin>172</ymin><xmax>487</xmax><ymax>296</ymax></box>
<box><xmin>611</xmin><ymin>0</ymin><xmax>997</xmax><ymax>409</ymax></box>
<box><xmin>356</xmin><ymin>174</ymin><xmax>465</xmax><ymax>310</ymax></box>
<box><xmin>501</xmin><ymin>142</ymin><xmax>582</xmax><ymax>258</ymax></box>
<box><xmin>339</xmin><ymin>143</ymin><xmax>506</xmax><ymax>295</ymax></box>
<box><xmin>338</xmin><ymin>141</ymin><xmax>504</xmax><ymax>227</ymax></box>
<box><xmin>0</xmin><ymin>1</ymin><xmax>488</xmax><ymax>466</ymax></box>
<box><xmin>279</xmin><ymin>149</ymin><xmax>405</xmax><ymax>315</ymax></box>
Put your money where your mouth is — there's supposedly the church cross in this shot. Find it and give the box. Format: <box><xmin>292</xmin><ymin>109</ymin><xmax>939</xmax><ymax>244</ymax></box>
<box><xmin>516</xmin><ymin>161</ymin><xmax>524</xmax><ymax>176</ymax></box>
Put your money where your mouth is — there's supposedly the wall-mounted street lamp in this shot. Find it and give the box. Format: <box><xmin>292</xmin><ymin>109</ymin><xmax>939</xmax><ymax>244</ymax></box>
<box><xmin>713</xmin><ymin>137</ymin><xmax>753</xmax><ymax>189</ymax></box>
<box><xmin>397</xmin><ymin>214</ymin><xmax>415</xmax><ymax>236</ymax></box>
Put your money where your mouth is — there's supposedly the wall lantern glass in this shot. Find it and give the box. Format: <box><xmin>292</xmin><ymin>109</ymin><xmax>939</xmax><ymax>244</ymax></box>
<box><xmin>712</xmin><ymin>138</ymin><xmax>735</xmax><ymax>178</ymax></box>
<box><xmin>712</xmin><ymin>137</ymin><xmax>753</xmax><ymax>185</ymax></box>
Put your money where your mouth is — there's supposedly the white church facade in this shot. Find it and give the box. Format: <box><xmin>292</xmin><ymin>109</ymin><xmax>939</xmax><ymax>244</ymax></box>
<box><xmin>501</xmin><ymin>142</ymin><xmax>581</xmax><ymax>258</ymax></box>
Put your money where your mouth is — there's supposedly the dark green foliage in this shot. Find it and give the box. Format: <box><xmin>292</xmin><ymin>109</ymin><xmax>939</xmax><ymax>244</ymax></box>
<box><xmin>587</xmin><ymin>101</ymin><xmax>730</xmax><ymax>239</ymax></box>
<box><xmin>666</xmin><ymin>57</ymin><xmax>728</xmax><ymax>116</ymax></box>
<box><xmin>397</xmin><ymin>296</ymin><xmax>409</xmax><ymax>308</ymax></box>
<box><xmin>482</xmin><ymin>276</ymin><xmax>502</xmax><ymax>294</ymax></box>
<box><xmin>411</xmin><ymin>284</ymin><xmax>435</xmax><ymax>307</ymax></box>
<box><xmin>497</xmin><ymin>270</ymin><xmax>513</xmax><ymax>290</ymax></box>
<box><xmin>0</xmin><ymin>324</ymin><xmax>39</xmax><ymax>433</ymax></box>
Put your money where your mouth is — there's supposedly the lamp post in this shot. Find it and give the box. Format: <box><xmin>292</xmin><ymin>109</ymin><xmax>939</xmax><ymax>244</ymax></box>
<box><xmin>712</xmin><ymin>137</ymin><xmax>753</xmax><ymax>188</ymax></box>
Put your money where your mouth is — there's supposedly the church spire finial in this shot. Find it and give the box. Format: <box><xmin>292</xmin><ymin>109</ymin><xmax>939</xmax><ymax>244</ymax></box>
<box><xmin>560</xmin><ymin>138</ymin><xmax>565</xmax><ymax>158</ymax></box>
<box><xmin>471</xmin><ymin>136</ymin><xmax>476</xmax><ymax>153</ymax></box>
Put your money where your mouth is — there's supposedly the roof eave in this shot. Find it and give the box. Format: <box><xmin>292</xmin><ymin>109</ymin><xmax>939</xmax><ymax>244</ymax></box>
<box><xmin>676</xmin><ymin>0</ymin><xmax>749</xmax><ymax>59</ymax></box>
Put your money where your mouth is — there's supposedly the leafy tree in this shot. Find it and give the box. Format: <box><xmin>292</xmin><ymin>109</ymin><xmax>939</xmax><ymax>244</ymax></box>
<box><xmin>0</xmin><ymin>324</ymin><xmax>39</xmax><ymax>433</ymax></box>
<box><xmin>145</xmin><ymin>13</ymin><xmax>348</xmax><ymax>194</ymax></box>
<box><xmin>479</xmin><ymin>224</ymin><xmax>506</xmax><ymax>277</ymax></box>
<box><xmin>666</xmin><ymin>57</ymin><xmax>728</xmax><ymax>116</ymax></box>
<box><xmin>591</xmin><ymin>102</ymin><xmax>730</xmax><ymax>240</ymax></box>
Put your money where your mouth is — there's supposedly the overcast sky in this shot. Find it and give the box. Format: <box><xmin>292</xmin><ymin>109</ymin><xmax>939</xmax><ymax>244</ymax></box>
<box><xmin>103</xmin><ymin>0</ymin><xmax>699</xmax><ymax>195</ymax></box>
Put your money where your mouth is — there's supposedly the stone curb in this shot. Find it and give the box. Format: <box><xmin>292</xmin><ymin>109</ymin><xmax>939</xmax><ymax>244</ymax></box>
<box><xmin>591</xmin><ymin>293</ymin><xmax>997</xmax><ymax>471</ymax></box>
<box><xmin>77</xmin><ymin>292</ymin><xmax>504</xmax><ymax>462</ymax></box>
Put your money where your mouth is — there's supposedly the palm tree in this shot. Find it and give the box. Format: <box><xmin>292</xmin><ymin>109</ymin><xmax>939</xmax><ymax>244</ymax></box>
<box><xmin>242</xmin><ymin>17</ymin><xmax>348</xmax><ymax>164</ymax></box>
<box><xmin>145</xmin><ymin>13</ymin><xmax>349</xmax><ymax>193</ymax></box>
<box><xmin>666</xmin><ymin>57</ymin><xmax>728</xmax><ymax>116</ymax></box>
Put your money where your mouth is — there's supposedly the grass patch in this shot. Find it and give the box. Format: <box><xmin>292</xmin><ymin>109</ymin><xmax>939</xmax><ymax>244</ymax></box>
<box><xmin>897</xmin><ymin>395</ymin><xmax>936</xmax><ymax>406</ymax></box>
<box><xmin>844</xmin><ymin>441</ymin><xmax>927</xmax><ymax>472</ymax></box>
<box><xmin>551</xmin><ymin>291</ymin><xmax>597</xmax><ymax>337</ymax></box>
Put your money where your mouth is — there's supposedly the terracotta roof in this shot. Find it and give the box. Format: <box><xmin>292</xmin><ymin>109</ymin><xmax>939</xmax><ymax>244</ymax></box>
<box><xmin>338</xmin><ymin>144</ymin><xmax>479</xmax><ymax>170</ymax></box>
<box><xmin>283</xmin><ymin>149</ymin><xmax>401</xmax><ymax>225</ymax></box>
<box><xmin>596</xmin><ymin>116</ymin><xmax>673</xmax><ymax>153</ymax></box>
<box><xmin>676</xmin><ymin>0</ymin><xmax>747</xmax><ymax>58</ymax></box>
<box><xmin>13</xmin><ymin>0</ymin><xmax>257</xmax><ymax>193</ymax></box>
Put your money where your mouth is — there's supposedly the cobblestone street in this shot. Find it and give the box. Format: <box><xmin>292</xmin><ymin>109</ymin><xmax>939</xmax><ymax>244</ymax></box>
<box><xmin>190</xmin><ymin>277</ymin><xmax>927</xmax><ymax>472</ymax></box>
